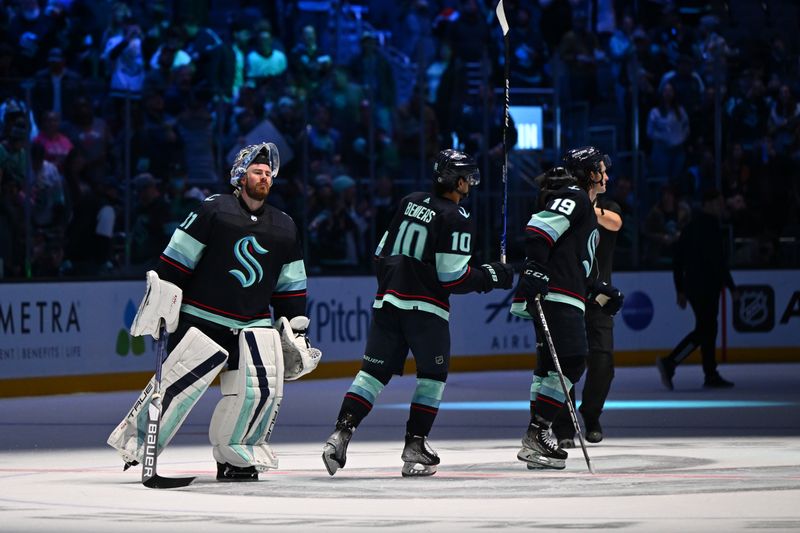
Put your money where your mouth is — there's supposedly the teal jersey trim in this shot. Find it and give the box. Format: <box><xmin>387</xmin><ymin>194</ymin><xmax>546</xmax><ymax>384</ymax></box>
<box><xmin>276</xmin><ymin>259</ymin><xmax>307</xmax><ymax>292</ymax></box>
<box><xmin>435</xmin><ymin>252</ymin><xmax>470</xmax><ymax>282</ymax></box>
<box><xmin>510</xmin><ymin>293</ymin><xmax>584</xmax><ymax>319</ymax></box>
<box><xmin>527</xmin><ymin>211</ymin><xmax>571</xmax><ymax>242</ymax></box>
<box><xmin>182</xmin><ymin>304</ymin><xmax>272</xmax><ymax>329</ymax></box>
<box><xmin>163</xmin><ymin>229</ymin><xmax>206</xmax><ymax>269</ymax></box>
<box><xmin>373</xmin><ymin>294</ymin><xmax>450</xmax><ymax>321</ymax></box>
<box><xmin>412</xmin><ymin>378</ymin><xmax>446</xmax><ymax>409</ymax></box>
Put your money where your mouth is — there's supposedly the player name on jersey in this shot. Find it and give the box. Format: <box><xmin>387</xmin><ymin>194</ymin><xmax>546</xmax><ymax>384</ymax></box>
<box><xmin>404</xmin><ymin>201</ymin><xmax>437</xmax><ymax>223</ymax></box>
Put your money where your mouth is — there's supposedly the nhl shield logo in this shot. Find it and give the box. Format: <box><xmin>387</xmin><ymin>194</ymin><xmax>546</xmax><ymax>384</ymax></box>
<box><xmin>733</xmin><ymin>285</ymin><xmax>774</xmax><ymax>333</ymax></box>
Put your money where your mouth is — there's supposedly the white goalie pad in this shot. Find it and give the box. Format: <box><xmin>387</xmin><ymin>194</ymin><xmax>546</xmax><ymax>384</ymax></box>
<box><xmin>209</xmin><ymin>328</ymin><xmax>284</xmax><ymax>471</ymax></box>
<box><xmin>276</xmin><ymin>316</ymin><xmax>322</xmax><ymax>381</ymax></box>
<box><xmin>130</xmin><ymin>270</ymin><xmax>183</xmax><ymax>339</ymax></box>
<box><xmin>107</xmin><ymin>327</ymin><xmax>228</xmax><ymax>464</ymax></box>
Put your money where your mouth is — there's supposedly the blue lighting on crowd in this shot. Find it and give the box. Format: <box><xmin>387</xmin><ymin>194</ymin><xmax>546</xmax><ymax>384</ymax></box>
<box><xmin>379</xmin><ymin>400</ymin><xmax>792</xmax><ymax>411</ymax></box>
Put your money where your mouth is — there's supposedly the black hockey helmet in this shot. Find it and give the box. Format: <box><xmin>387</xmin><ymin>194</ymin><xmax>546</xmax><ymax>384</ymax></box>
<box><xmin>563</xmin><ymin>146</ymin><xmax>611</xmax><ymax>189</ymax></box>
<box><xmin>433</xmin><ymin>149</ymin><xmax>480</xmax><ymax>191</ymax></box>
<box><xmin>534</xmin><ymin>166</ymin><xmax>577</xmax><ymax>191</ymax></box>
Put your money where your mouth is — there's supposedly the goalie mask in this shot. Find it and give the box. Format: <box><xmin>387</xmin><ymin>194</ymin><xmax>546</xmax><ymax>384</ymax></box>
<box><xmin>433</xmin><ymin>149</ymin><xmax>480</xmax><ymax>191</ymax></box>
<box><xmin>230</xmin><ymin>142</ymin><xmax>280</xmax><ymax>189</ymax></box>
<box><xmin>563</xmin><ymin>146</ymin><xmax>611</xmax><ymax>190</ymax></box>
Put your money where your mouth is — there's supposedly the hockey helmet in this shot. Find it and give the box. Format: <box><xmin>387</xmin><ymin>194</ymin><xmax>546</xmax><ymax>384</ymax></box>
<box><xmin>534</xmin><ymin>166</ymin><xmax>577</xmax><ymax>191</ymax></box>
<box><xmin>230</xmin><ymin>142</ymin><xmax>280</xmax><ymax>188</ymax></box>
<box><xmin>433</xmin><ymin>149</ymin><xmax>480</xmax><ymax>190</ymax></box>
<box><xmin>562</xmin><ymin>146</ymin><xmax>611</xmax><ymax>188</ymax></box>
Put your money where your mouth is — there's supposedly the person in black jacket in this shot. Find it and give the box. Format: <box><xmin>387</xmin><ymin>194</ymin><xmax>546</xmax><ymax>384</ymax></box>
<box><xmin>657</xmin><ymin>189</ymin><xmax>737</xmax><ymax>389</ymax></box>
<box><xmin>552</xmin><ymin>195</ymin><xmax>623</xmax><ymax>448</ymax></box>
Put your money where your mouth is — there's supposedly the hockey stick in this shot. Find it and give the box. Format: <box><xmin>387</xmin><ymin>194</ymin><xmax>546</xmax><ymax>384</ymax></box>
<box><xmin>141</xmin><ymin>320</ymin><xmax>195</xmax><ymax>489</ymax></box>
<box><xmin>495</xmin><ymin>0</ymin><xmax>510</xmax><ymax>264</ymax></box>
<box><xmin>533</xmin><ymin>297</ymin><xmax>596</xmax><ymax>474</ymax></box>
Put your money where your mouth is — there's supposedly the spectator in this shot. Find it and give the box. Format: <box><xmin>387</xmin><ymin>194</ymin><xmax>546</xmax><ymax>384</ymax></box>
<box><xmin>102</xmin><ymin>20</ymin><xmax>145</xmax><ymax>98</ymax></box>
<box><xmin>128</xmin><ymin>173</ymin><xmax>171</xmax><ymax>272</ymax></box>
<box><xmin>291</xmin><ymin>25</ymin><xmax>332</xmax><ymax>96</ymax></box>
<box><xmin>64</xmin><ymin>98</ymin><xmax>110</xmax><ymax>185</ymax></box>
<box><xmin>643</xmin><ymin>185</ymin><xmax>690</xmax><ymax>267</ymax></box>
<box><xmin>33</xmin><ymin>111</ymin><xmax>73</xmax><ymax>171</ymax></box>
<box><xmin>32</xmin><ymin>47</ymin><xmax>84</xmax><ymax>120</ymax></box>
<box><xmin>646</xmin><ymin>82</ymin><xmax>690</xmax><ymax>180</ymax></box>
<box><xmin>181</xmin><ymin>13</ymin><xmax>225</xmax><ymax>98</ymax></box>
<box><xmin>308</xmin><ymin>175</ymin><xmax>367</xmax><ymax>271</ymax></box>
<box><xmin>131</xmin><ymin>88</ymin><xmax>184</xmax><ymax>181</ymax></box>
<box><xmin>29</xmin><ymin>142</ymin><xmax>65</xmax><ymax>229</ymax></box>
<box><xmin>228</xmin><ymin>20</ymin><xmax>253</xmax><ymax>100</ymax></box>
<box><xmin>658</xmin><ymin>54</ymin><xmax>705</xmax><ymax>131</ymax></box>
<box><xmin>349</xmin><ymin>31</ymin><xmax>396</xmax><ymax>132</ymax></box>
<box><xmin>558</xmin><ymin>14</ymin><xmax>605</xmax><ymax>104</ymax></box>
<box><xmin>247</xmin><ymin>30</ymin><xmax>288</xmax><ymax>91</ymax></box>
<box><xmin>62</xmin><ymin>178</ymin><xmax>118</xmax><ymax>276</ymax></box>
<box><xmin>768</xmin><ymin>85</ymin><xmax>800</xmax><ymax>155</ymax></box>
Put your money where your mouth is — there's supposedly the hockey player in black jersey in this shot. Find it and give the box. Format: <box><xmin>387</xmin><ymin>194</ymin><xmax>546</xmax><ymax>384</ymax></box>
<box><xmin>322</xmin><ymin>149</ymin><xmax>514</xmax><ymax>477</ymax></box>
<box><xmin>511</xmin><ymin>146</ymin><xmax>623</xmax><ymax>470</ymax></box>
<box><xmin>108</xmin><ymin>143</ymin><xmax>321</xmax><ymax>481</ymax></box>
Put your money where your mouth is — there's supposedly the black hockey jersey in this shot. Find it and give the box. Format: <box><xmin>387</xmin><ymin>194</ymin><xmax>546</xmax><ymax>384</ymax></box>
<box><xmin>156</xmin><ymin>194</ymin><xmax>307</xmax><ymax>329</ymax></box>
<box><xmin>511</xmin><ymin>184</ymin><xmax>599</xmax><ymax>318</ymax></box>
<box><xmin>373</xmin><ymin>191</ymin><xmax>492</xmax><ymax>321</ymax></box>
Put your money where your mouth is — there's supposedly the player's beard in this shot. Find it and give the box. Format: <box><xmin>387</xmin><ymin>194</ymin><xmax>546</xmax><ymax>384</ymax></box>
<box><xmin>244</xmin><ymin>179</ymin><xmax>269</xmax><ymax>201</ymax></box>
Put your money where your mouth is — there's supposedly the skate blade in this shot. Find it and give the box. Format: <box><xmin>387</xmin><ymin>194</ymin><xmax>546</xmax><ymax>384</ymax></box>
<box><xmin>322</xmin><ymin>443</ymin><xmax>342</xmax><ymax>476</ymax></box>
<box><xmin>401</xmin><ymin>462</ymin><xmax>437</xmax><ymax>477</ymax></box>
<box><xmin>517</xmin><ymin>448</ymin><xmax>566</xmax><ymax>470</ymax></box>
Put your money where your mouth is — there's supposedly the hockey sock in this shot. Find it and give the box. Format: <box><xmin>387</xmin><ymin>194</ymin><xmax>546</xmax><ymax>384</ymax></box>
<box><xmin>407</xmin><ymin>376</ymin><xmax>446</xmax><ymax>436</ymax></box>
<box><xmin>340</xmin><ymin>370</ymin><xmax>389</xmax><ymax>426</ymax></box>
<box><xmin>531</xmin><ymin>371</ymin><xmax>572</xmax><ymax>425</ymax></box>
<box><xmin>529</xmin><ymin>374</ymin><xmax>544</xmax><ymax>418</ymax></box>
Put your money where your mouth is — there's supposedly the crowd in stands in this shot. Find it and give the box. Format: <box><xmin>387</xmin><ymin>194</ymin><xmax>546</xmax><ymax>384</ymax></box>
<box><xmin>1</xmin><ymin>0</ymin><xmax>799</xmax><ymax>279</ymax></box>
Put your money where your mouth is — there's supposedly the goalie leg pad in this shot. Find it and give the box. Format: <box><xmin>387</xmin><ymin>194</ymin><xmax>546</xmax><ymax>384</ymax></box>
<box><xmin>209</xmin><ymin>328</ymin><xmax>285</xmax><ymax>471</ymax></box>
<box><xmin>107</xmin><ymin>327</ymin><xmax>228</xmax><ymax>464</ymax></box>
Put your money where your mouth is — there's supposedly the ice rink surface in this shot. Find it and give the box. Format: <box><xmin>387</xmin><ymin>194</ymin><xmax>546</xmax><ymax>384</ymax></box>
<box><xmin>2</xmin><ymin>363</ymin><xmax>799</xmax><ymax>532</ymax></box>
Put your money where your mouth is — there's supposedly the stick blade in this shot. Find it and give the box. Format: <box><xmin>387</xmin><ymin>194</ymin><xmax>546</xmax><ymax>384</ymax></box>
<box><xmin>495</xmin><ymin>0</ymin><xmax>509</xmax><ymax>36</ymax></box>
<box><xmin>143</xmin><ymin>475</ymin><xmax>195</xmax><ymax>489</ymax></box>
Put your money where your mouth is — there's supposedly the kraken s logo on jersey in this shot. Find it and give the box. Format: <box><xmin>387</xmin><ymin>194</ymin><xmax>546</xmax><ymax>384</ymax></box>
<box><xmin>582</xmin><ymin>228</ymin><xmax>600</xmax><ymax>276</ymax></box>
<box><xmin>229</xmin><ymin>236</ymin><xmax>268</xmax><ymax>287</ymax></box>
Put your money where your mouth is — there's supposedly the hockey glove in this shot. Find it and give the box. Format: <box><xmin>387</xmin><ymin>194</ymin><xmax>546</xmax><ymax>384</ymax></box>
<box><xmin>588</xmin><ymin>281</ymin><xmax>624</xmax><ymax>316</ymax></box>
<box><xmin>480</xmin><ymin>262</ymin><xmax>515</xmax><ymax>290</ymax></box>
<box><xmin>130</xmin><ymin>270</ymin><xmax>182</xmax><ymax>339</ymax></box>
<box><xmin>277</xmin><ymin>316</ymin><xmax>322</xmax><ymax>381</ymax></box>
<box><xmin>520</xmin><ymin>260</ymin><xmax>550</xmax><ymax>298</ymax></box>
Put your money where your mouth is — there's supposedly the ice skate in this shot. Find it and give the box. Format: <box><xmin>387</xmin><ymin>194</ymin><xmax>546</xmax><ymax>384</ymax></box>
<box><xmin>322</xmin><ymin>413</ymin><xmax>355</xmax><ymax>476</ymax></box>
<box><xmin>401</xmin><ymin>434</ymin><xmax>440</xmax><ymax>477</ymax></box>
<box><xmin>216</xmin><ymin>462</ymin><xmax>259</xmax><ymax>482</ymax></box>
<box><xmin>517</xmin><ymin>419</ymin><xmax>567</xmax><ymax>470</ymax></box>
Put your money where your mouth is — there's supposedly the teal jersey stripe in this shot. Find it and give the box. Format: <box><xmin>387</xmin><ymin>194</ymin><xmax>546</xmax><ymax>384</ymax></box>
<box><xmin>373</xmin><ymin>294</ymin><xmax>450</xmax><ymax>321</ymax></box>
<box><xmin>412</xmin><ymin>378</ymin><xmax>446</xmax><ymax>409</ymax></box>
<box><xmin>182</xmin><ymin>304</ymin><xmax>272</xmax><ymax>329</ymax></box>
<box><xmin>375</xmin><ymin>231</ymin><xmax>388</xmax><ymax>255</ymax></box>
<box><xmin>527</xmin><ymin>211</ymin><xmax>571</xmax><ymax>242</ymax></box>
<box><xmin>510</xmin><ymin>294</ymin><xmax>584</xmax><ymax>318</ymax></box>
<box><xmin>510</xmin><ymin>301</ymin><xmax>532</xmax><ymax>320</ymax></box>
<box><xmin>164</xmin><ymin>229</ymin><xmax>206</xmax><ymax>269</ymax></box>
<box><xmin>435</xmin><ymin>252</ymin><xmax>470</xmax><ymax>282</ymax></box>
<box><xmin>544</xmin><ymin>293</ymin><xmax>585</xmax><ymax>313</ymax></box>
<box><xmin>276</xmin><ymin>260</ymin><xmax>307</xmax><ymax>292</ymax></box>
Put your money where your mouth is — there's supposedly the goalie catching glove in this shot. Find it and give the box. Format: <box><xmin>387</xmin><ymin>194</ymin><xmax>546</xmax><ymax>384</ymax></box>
<box><xmin>276</xmin><ymin>316</ymin><xmax>322</xmax><ymax>380</ymax></box>
<box><xmin>588</xmin><ymin>281</ymin><xmax>624</xmax><ymax>316</ymax></box>
<box><xmin>130</xmin><ymin>270</ymin><xmax>182</xmax><ymax>339</ymax></box>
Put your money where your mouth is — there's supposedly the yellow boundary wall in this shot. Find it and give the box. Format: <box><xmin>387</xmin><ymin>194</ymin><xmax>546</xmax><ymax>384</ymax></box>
<box><xmin>1</xmin><ymin>347</ymin><xmax>797</xmax><ymax>398</ymax></box>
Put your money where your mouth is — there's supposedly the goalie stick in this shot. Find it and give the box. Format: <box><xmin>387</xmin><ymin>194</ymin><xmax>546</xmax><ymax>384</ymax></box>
<box><xmin>495</xmin><ymin>0</ymin><xmax>510</xmax><ymax>264</ymax></box>
<box><xmin>533</xmin><ymin>297</ymin><xmax>596</xmax><ymax>474</ymax></box>
<box><xmin>141</xmin><ymin>320</ymin><xmax>195</xmax><ymax>489</ymax></box>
